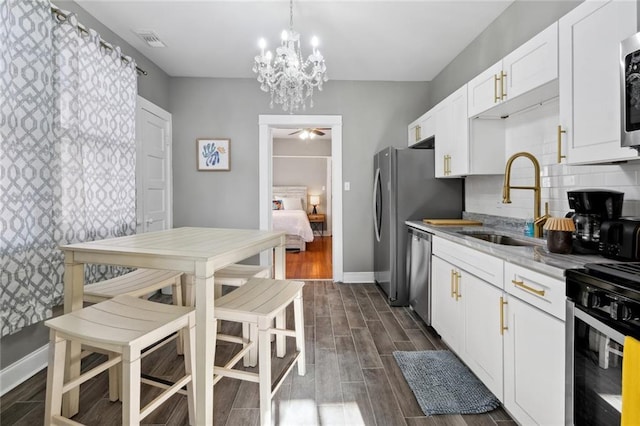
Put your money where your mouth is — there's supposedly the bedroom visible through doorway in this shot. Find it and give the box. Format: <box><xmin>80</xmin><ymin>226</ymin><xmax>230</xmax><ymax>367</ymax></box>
<box><xmin>272</xmin><ymin>128</ymin><xmax>332</xmax><ymax>280</ymax></box>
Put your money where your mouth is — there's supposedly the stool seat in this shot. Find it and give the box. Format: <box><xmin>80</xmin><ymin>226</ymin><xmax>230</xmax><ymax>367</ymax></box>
<box><xmin>214</xmin><ymin>264</ymin><xmax>271</xmax><ymax>287</ymax></box>
<box><xmin>215</xmin><ymin>277</ymin><xmax>304</xmax><ymax>322</ymax></box>
<box><xmin>45</xmin><ymin>295</ymin><xmax>196</xmax><ymax>425</ymax></box>
<box><xmin>83</xmin><ymin>269</ymin><xmax>183</xmax><ymax>304</ymax></box>
<box><xmin>46</xmin><ymin>296</ymin><xmax>193</xmax><ymax>349</ymax></box>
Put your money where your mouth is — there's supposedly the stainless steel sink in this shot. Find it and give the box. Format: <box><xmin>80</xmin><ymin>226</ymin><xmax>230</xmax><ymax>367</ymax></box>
<box><xmin>458</xmin><ymin>232</ymin><xmax>542</xmax><ymax>247</ymax></box>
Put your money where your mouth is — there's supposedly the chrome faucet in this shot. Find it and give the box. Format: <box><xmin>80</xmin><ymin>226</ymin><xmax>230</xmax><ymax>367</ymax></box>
<box><xmin>502</xmin><ymin>152</ymin><xmax>548</xmax><ymax>238</ymax></box>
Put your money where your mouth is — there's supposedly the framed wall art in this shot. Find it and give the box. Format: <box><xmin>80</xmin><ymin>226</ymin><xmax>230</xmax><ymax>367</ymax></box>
<box><xmin>196</xmin><ymin>138</ymin><xmax>230</xmax><ymax>171</ymax></box>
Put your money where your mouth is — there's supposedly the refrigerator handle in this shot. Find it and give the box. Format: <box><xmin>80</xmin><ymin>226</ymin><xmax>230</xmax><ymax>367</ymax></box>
<box><xmin>373</xmin><ymin>167</ymin><xmax>382</xmax><ymax>242</ymax></box>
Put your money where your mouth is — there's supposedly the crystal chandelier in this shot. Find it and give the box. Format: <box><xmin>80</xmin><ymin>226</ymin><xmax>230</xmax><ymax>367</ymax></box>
<box><xmin>252</xmin><ymin>0</ymin><xmax>328</xmax><ymax>114</ymax></box>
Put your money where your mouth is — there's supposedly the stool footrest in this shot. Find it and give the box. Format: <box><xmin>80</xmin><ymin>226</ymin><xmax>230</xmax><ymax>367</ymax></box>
<box><xmin>51</xmin><ymin>415</ymin><xmax>83</xmax><ymax>425</ymax></box>
<box><xmin>214</xmin><ymin>367</ymin><xmax>259</xmax><ymax>383</ymax></box>
<box><xmin>140</xmin><ymin>374</ymin><xmax>192</xmax><ymax>420</ymax></box>
<box><xmin>62</xmin><ymin>355</ymin><xmax>121</xmax><ymax>394</ymax></box>
<box><xmin>271</xmin><ymin>351</ymin><xmax>301</xmax><ymax>398</ymax></box>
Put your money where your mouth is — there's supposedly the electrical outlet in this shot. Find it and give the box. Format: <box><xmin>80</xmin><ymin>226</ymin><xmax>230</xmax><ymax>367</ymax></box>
<box><xmin>344</xmin><ymin>182</ymin><xmax>350</xmax><ymax>191</ymax></box>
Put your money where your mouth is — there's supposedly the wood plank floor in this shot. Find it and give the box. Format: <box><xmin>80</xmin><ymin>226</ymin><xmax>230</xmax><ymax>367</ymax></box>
<box><xmin>286</xmin><ymin>236</ymin><xmax>332</xmax><ymax>280</ymax></box>
<box><xmin>0</xmin><ymin>282</ymin><xmax>515</xmax><ymax>425</ymax></box>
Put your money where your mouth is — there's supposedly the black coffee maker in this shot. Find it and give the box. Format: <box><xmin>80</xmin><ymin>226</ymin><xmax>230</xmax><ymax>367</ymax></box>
<box><xmin>567</xmin><ymin>189</ymin><xmax>624</xmax><ymax>254</ymax></box>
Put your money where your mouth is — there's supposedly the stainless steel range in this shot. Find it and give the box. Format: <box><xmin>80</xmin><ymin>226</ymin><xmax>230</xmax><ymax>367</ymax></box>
<box><xmin>566</xmin><ymin>263</ymin><xmax>640</xmax><ymax>425</ymax></box>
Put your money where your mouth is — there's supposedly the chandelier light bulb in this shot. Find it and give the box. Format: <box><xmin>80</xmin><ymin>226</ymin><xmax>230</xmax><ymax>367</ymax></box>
<box><xmin>253</xmin><ymin>0</ymin><xmax>328</xmax><ymax>113</ymax></box>
<box><xmin>309</xmin><ymin>132</ymin><xmax>316</xmax><ymax>139</ymax></box>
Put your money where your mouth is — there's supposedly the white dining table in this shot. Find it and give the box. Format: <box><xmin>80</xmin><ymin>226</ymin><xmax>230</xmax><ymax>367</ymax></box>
<box><xmin>60</xmin><ymin>227</ymin><xmax>286</xmax><ymax>425</ymax></box>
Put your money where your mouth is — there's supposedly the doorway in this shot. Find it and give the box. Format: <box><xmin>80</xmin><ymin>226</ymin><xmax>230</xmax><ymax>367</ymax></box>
<box><xmin>272</xmin><ymin>130</ymin><xmax>332</xmax><ymax>279</ymax></box>
<box><xmin>258</xmin><ymin>115</ymin><xmax>343</xmax><ymax>282</ymax></box>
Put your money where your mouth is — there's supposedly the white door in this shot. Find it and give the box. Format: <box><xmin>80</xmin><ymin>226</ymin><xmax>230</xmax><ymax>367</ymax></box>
<box><xmin>135</xmin><ymin>96</ymin><xmax>172</xmax><ymax>233</ymax></box>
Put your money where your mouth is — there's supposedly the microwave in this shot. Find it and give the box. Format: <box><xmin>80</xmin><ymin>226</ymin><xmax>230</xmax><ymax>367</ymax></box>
<box><xmin>621</xmin><ymin>32</ymin><xmax>640</xmax><ymax>149</ymax></box>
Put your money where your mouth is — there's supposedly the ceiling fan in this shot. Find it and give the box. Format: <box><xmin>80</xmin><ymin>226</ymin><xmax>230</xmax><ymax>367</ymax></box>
<box><xmin>288</xmin><ymin>127</ymin><xmax>330</xmax><ymax>138</ymax></box>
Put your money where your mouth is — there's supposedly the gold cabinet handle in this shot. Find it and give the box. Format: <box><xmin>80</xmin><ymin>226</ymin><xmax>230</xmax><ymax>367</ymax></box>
<box><xmin>557</xmin><ymin>125</ymin><xmax>566</xmax><ymax>163</ymax></box>
<box><xmin>512</xmin><ymin>279</ymin><xmax>546</xmax><ymax>297</ymax></box>
<box><xmin>450</xmin><ymin>269</ymin><xmax>456</xmax><ymax>298</ymax></box>
<box><xmin>455</xmin><ymin>272</ymin><xmax>462</xmax><ymax>301</ymax></box>
<box><xmin>500</xmin><ymin>296</ymin><xmax>508</xmax><ymax>335</ymax></box>
<box><xmin>500</xmin><ymin>71</ymin><xmax>507</xmax><ymax>100</ymax></box>
<box><xmin>494</xmin><ymin>73</ymin><xmax>501</xmax><ymax>103</ymax></box>
<box><xmin>415</xmin><ymin>125</ymin><xmax>421</xmax><ymax>142</ymax></box>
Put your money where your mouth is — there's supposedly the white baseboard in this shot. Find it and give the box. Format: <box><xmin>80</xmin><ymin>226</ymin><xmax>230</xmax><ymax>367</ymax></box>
<box><xmin>342</xmin><ymin>272</ymin><xmax>375</xmax><ymax>283</ymax></box>
<box><xmin>0</xmin><ymin>344</ymin><xmax>48</xmax><ymax>396</ymax></box>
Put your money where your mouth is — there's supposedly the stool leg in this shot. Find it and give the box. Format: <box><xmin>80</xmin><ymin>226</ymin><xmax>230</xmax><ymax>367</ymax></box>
<box><xmin>258</xmin><ymin>320</ymin><xmax>272</xmax><ymax>426</ymax></box>
<box><xmin>293</xmin><ymin>292</ymin><xmax>306</xmax><ymax>376</ymax></box>
<box><xmin>172</xmin><ymin>277</ymin><xmax>184</xmax><ymax>355</ymax></box>
<box><xmin>45</xmin><ymin>331</ymin><xmax>66</xmax><ymax>423</ymax></box>
<box><xmin>275</xmin><ymin>311</ymin><xmax>285</xmax><ymax>358</ymax></box>
<box><xmin>184</xmin><ymin>316</ymin><xmax>196</xmax><ymax>426</ymax></box>
<box><xmin>122</xmin><ymin>347</ymin><xmax>141</xmax><ymax>426</ymax></box>
<box><xmin>108</xmin><ymin>352</ymin><xmax>121</xmax><ymax>401</ymax></box>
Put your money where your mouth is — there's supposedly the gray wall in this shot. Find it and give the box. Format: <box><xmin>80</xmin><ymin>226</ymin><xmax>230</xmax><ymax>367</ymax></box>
<box><xmin>273</xmin><ymin>138</ymin><xmax>331</xmax><ymax>221</ymax></box>
<box><xmin>169</xmin><ymin>78</ymin><xmax>430</xmax><ymax>273</ymax></box>
<box><xmin>428</xmin><ymin>0</ymin><xmax>582</xmax><ymax>108</ymax></box>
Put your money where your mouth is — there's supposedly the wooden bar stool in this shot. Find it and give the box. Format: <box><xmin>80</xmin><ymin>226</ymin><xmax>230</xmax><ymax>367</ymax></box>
<box><xmin>44</xmin><ymin>295</ymin><xmax>196</xmax><ymax>426</ymax></box>
<box><xmin>213</xmin><ymin>277</ymin><xmax>305</xmax><ymax>426</ymax></box>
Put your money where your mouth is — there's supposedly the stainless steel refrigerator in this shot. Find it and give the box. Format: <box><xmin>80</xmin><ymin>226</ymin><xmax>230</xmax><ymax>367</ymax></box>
<box><xmin>373</xmin><ymin>146</ymin><xmax>463</xmax><ymax>306</ymax></box>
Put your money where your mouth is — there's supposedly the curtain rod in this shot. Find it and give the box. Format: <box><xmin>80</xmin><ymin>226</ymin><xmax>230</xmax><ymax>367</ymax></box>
<box><xmin>51</xmin><ymin>7</ymin><xmax>148</xmax><ymax>76</ymax></box>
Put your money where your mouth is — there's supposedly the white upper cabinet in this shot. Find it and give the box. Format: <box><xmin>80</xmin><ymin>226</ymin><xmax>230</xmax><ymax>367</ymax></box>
<box><xmin>435</xmin><ymin>84</ymin><xmax>469</xmax><ymax>177</ymax></box>
<box><xmin>559</xmin><ymin>0</ymin><xmax>638</xmax><ymax>164</ymax></box>
<box><xmin>467</xmin><ymin>61</ymin><xmax>504</xmax><ymax>118</ymax></box>
<box><xmin>468</xmin><ymin>22</ymin><xmax>559</xmax><ymax>119</ymax></box>
<box><xmin>408</xmin><ymin>109</ymin><xmax>436</xmax><ymax>147</ymax></box>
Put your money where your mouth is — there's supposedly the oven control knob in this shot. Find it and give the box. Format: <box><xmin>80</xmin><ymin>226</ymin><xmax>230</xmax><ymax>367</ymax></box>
<box><xmin>587</xmin><ymin>291</ymin><xmax>605</xmax><ymax>308</ymax></box>
<box><xmin>610</xmin><ymin>301</ymin><xmax>632</xmax><ymax>321</ymax></box>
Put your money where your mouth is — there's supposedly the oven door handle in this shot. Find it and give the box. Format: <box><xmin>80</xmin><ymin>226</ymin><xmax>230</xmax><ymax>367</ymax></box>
<box><xmin>574</xmin><ymin>306</ymin><xmax>626</xmax><ymax>346</ymax></box>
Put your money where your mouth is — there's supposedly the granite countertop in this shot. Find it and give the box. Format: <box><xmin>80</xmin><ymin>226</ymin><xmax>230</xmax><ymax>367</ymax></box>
<box><xmin>406</xmin><ymin>220</ymin><xmax>606</xmax><ymax>280</ymax></box>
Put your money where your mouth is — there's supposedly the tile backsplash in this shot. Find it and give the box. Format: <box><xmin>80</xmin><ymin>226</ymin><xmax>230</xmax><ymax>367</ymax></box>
<box><xmin>465</xmin><ymin>98</ymin><xmax>640</xmax><ymax>219</ymax></box>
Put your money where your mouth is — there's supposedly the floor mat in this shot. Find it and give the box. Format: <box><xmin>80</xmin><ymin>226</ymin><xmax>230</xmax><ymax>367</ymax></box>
<box><xmin>393</xmin><ymin>350</ymin><xmax>500</xmax><ymax>416</ymax></box>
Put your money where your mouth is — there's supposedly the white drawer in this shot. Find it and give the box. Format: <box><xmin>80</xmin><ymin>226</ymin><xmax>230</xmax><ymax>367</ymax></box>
<box><xmin>433</xmin><ymin>236</ymin><xmax>503</xmax><ymax>287</ymax></box>
<box><xmin>504</xmin><ymin>262</ymin><xmax>565</xmax><ymax>321</ymax></box>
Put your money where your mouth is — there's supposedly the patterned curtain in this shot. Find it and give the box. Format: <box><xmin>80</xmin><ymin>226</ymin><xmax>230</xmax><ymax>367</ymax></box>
<box><xmin>0</xmin><ymin>0</ymin><xmax>137</xmax><ymax>337</ymax></box>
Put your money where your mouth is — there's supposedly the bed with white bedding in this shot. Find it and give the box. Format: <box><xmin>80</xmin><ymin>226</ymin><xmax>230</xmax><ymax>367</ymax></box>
<box><xmin>272</xmin><ymin>186</ymin><xmax>314</xmax><ymax>251</ymax></box>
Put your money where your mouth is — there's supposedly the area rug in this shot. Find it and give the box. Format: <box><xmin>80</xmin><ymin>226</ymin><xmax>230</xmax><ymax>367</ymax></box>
<box><xmin>393</xmin><ymin>350</ymin><xmax>500</xmax><ymax>416</ymax></box>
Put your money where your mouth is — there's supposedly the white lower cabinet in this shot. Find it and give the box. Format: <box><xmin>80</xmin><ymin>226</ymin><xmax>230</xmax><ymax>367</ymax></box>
<box><xmin>431</xmin><ymin>237</ymin><xmax>566</xmax><ymax>425</ymax></box>
<box><xmin>503</xmin><ymin>295</ymin><xmax>565</xmax><ymax>425</ymax></box>
<box><xmin>431</xmin><ymin>238</ymin><xmax>504</xmax><ymax>399</ymax></box>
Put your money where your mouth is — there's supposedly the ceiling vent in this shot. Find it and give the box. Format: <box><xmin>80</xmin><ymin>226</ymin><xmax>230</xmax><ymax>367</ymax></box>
<box><xmin>134</xmin><ymin>30</ymin><xmax>166</xmax><ymax>48</ymax></box>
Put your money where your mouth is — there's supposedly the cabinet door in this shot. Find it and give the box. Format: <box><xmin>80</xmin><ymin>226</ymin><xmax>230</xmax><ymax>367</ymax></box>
<box><xmin>434</xmin><ymin>103</ymin><xmax>449</xmax><ymax>178</ymax></box>
<box><xmin>503</xmin><ymin>296</ymin><xmax>565</xmax><ymax>425</ymax></box>
<box><xmin>448</xmin><ymin>85</ymin><xmax>469</xmax><ymax>177</ymax></box>
<box><xmin>503</xmin><ymin>22</ymin><xmax>558</xmax><ymax>100</ymax></box>
<box><xmin>468</xmin><ymin>61</ymin><xmax>503</xmax><ymax>118</ymax></box>
<box><xmin>431</xmin><ymin>255</ymin><xmax>461</xmax><ymax>353</ymax></box>
<box><xmin>559</xmin><ymin>0</ymin><xmax>638</xmax><ymax>164</ymax></box>
<box><xmin>460</xmin><ymin>272</ymin><xmax>504</xmax><ymax>401</ymax></box>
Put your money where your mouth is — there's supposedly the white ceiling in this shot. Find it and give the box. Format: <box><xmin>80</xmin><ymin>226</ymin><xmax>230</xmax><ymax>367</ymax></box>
<box><xmin>75</xmin><ymin>0</ymin><xmax>514</xmax><ymax>82</ymax></box>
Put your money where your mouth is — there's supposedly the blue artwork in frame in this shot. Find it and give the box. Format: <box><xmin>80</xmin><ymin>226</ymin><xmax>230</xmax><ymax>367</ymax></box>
<box><xmin>197</xmin><ymin>138</ymin><xmax>230</xmax><ymax>171</ymax></box>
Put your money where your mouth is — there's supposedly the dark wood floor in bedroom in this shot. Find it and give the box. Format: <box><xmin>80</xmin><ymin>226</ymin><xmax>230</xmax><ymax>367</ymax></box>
<box><xmin>286</xmin><ymin>236</ymin><xmax>332</xmax><ymax>280</ymax></box>
<box><xmin>0</xmin><ymin>281</ymin><xmax>515</xmax><ymax>426</ymax></box>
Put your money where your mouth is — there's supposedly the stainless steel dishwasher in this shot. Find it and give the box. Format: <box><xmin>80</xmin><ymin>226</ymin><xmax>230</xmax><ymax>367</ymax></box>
<box><xmin>407</xmin><ymin>227</ymin><xmax>432</xmax><ymax>325</ymax></box>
